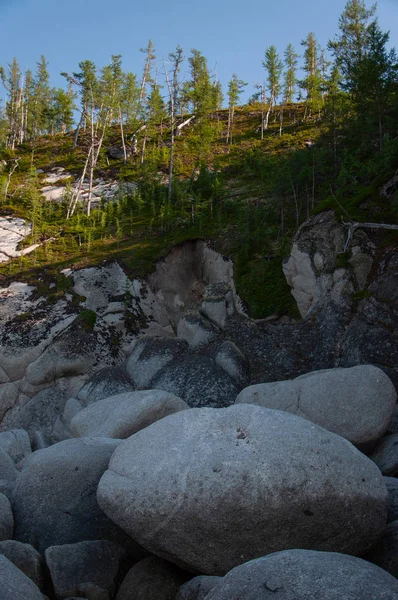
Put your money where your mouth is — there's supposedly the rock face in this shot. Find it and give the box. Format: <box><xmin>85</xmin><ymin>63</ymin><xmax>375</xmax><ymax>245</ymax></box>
<box><xmin>0</xmin><ymin>217</ymin><xmax>39</xmax><ymax>263</ymax></box>
<box><xmin>98</xmin><ymin>405</ymin><xmax>387</xmax><ymax>575</ymax></box>
<box><xmin>12</xmin><ymin>437</ymin><xmax>133</xmax><ymax>553</ymax></box>
<box><xmin>0</xmin><ymin>240</ymin><xmax>244</xmax><ymax>439</ymax></box>
<box><xmin>70</xmin><ymin>390</ymin><xmax>188</xmax><ymax>439</ymax></box>
<box><xmin>235</xmin><ymin>365</ymin><xmax>396</xmax><ymax>448</ymax></box>
<box><xmin>0</xmin><ymin>554</ymin><xmax>44</xmax><ymax>600</ymax></box>
<box><xmin>204</xmin><ymin>550</ymin><xmax>398</xmax><ymax>600</ymax></box>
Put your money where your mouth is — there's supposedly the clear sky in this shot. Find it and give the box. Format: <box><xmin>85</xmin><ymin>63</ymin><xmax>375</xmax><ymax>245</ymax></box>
<box><xmin>0</xmin><ymin>0</ymin><xmax>397</xmax><ymax>105</ymax></box>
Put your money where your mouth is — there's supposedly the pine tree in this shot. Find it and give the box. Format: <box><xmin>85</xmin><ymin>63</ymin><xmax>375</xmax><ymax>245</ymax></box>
<box><xmin>32</xmin><ymin>55</ymin><xmax>52</xmax><ymax>136</ymax></box>
<box><xmin>328</xmin><ymin>0</ymin><xmax>376</xmax><ymax>92</ymax></box>
<box><xmin>164</xmin><ymin>45</ymin><xmax>184</xmax><ymax>202</ymax></box>
<box><xmin>283</xmin><ymin>44</ymin><xmax>299</xmax><ymax>103</ymax></box>
<box><xmin>300</xmin><ymin>32</ymin><xmax>323</xmax><ymax>118</ymax></box>
<box><xmin>352</xmin><ymin>21</ymin><xmax>398</xmax><ymax>149</ymax></box>
<box><xmin>226</xmin><ymin>74</ymin><xmax>247</xmax><ymax>144</ymax></box>
<box><xmin>0</xmin><ymin>57</ymin><xmax>24</xmax><ymax>148</ymax></box>
<box><xmin>50</xmin><ymin>88</ymin><xmax>75</xmax><ymax>134</ymax></box>
<box><xmin>263</xmin><ymin>46</ymin><xmax>283</xmax><ymax>109</ymax></box>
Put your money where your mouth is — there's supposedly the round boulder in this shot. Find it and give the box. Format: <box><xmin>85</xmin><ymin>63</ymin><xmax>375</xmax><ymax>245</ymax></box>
<box><xmin>0</xmin><ymin>553</ymin><xmax>43</xmax><ymax>600</ymax></box>
<box><xmin>98</xmin><ymin>405</ymin><xmax>387</xmax><ymax>575</ymax></box>
<box><xmin>12</xmin><ymin>437</ymin><xmax>137</xmax><ymax>553</ymax></box>
<box><xmin>151</xmin><ymin>355</ymin><xmax>239</xmax><ymax>408</ymax></box>
<box><xmin>235</xmin><ymin>365</ymin><xmax>397</xmax><ymax>449</ymax></box>
<box><xmin>71</xmin><ymin>390</ymin><xmax>188</xmax><ymax>439</ymax></box>
<box><xmin>203</xmin><ymin>550</ymin><xmax>398</xmax><ymax>599</ymax></box>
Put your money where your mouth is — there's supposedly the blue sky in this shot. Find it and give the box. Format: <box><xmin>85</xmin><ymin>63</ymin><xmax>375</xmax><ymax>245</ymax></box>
<box><xmin>0</xmin><ymin>0</ymin><xmax>397</xmax><ymax>105</ymax></box>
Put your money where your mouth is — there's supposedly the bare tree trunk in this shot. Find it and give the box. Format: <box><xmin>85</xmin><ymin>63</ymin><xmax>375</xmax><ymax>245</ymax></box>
<box><xmin>119</xmin><ymin>105</ymin><xmax>127</xmax><ymax>165</ymax></box>
<box><xmin>3</xmin><ymin>158</ymin><xmax>20</xmax><ymax>203</ymax></box>
<box><xmin>176</xmin><ymin>115</ymin><xmax>195</xmax><ymax>135</ymax></box>
<box><xmin>74</xmin><ymin>112</ymin><xmax>84</xmax><ymax>148</ymax></box>
<box><xmin>140</xmin><ymin>134</ymin><xmax>147</xmax><ymax>164</ymax></box>
<box><xmin>344</xmin><ymin>221</ymin><xmax>398</xmax><ymax>251</ymax></box>
<box><xmin>279</xmin><ymin>104</ymin><xmax>284</xmax><ymax>136</ymax></box>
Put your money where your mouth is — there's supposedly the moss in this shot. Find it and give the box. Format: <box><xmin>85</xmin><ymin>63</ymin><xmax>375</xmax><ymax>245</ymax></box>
<box><xmin>234</xmin><ymin>256</ymin><xmax>299</xmax><ymax>319</ymax></box>
<box><xmin>336</xmin><ymin>251</ymin><xmax>350</xmax><ymax>268</ymax></box>
<box><xmin>75</xmin><ymin>309</ymin><xmax>97</xmax><ymax>331</ymax></box>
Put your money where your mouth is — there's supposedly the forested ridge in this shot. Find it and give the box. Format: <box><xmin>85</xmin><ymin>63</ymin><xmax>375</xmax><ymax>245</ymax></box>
<box><xmin>0</xmin><ymin>0</ymin><xmax>397</xmax><ymax>318</ymax></box>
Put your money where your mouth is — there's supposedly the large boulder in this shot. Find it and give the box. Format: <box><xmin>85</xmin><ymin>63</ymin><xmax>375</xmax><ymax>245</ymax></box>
<box><xmin>116</xmin><ymin>556</ymin><xmax>188</xmax><ymax>600</ymax></box>
<box><xmin>45</xmin><ymin>540</ymin><xmax>126</xmax><ymax>600</ymax></box>
<box><xmin>235</xmin><ymin>365</ymin><xmax>396</xmax><ymax>449</ymax></box>
<box><xmin>151</xmin><ymin>355</ymin><xmax>239</xmax><ymax>408</ymax></box>
<box><xmin>385</xmin><ymin>477</ymin><xmax>398</xmax><ymax>523</ymax></box>
<box><xmin>365</xmin><ymin>520</ymin><xmax>398</xmax><ymax>578</ymax></box>
<box><xmin>125</xmin><ymin>337</ymin><xmax>188</xmax><ymax>390</ymax></box>
<box><xmin>0</xmin><ymin>429</ymin><xmax>31</xmax><ymax>465</ymax></box>
<box><xmin>203</xmin><ymin>550</ymin><xmax>398</xmax><ymax>600</ymax></box>
<box><xmin>0</xmin><ymin>554</ymin><xmax>44</xmax><ymax>600</ymax></box>
<box><xmin>71</xmin><ymin>390</ymin><xmax>188</xmax><ymax>439</ymax></box>
<box><xmin>2</xmin><ymin>387</ymin><xmax>68</xmax><ymax>447</ymax></box>
<box><xmin>12</xmin><ymin>437</ymin><xmax>138</xmax><ymax>553</ymax></box>
<box><xmin>0</xmin><ymin>492</ymin><xmax>13</xmax><ymax>540</ymax></box>
<box><xmin>98</xmin><ymin>405</ymin><xmax>387</xmax><ymax>575</ymax></box>
<box><xmin>176</xmin><ymin>576</ymin><xmax>222</xmax><ymax>600</ymax></box>
<box><xmin>76</xmin><ymin>366</ymin><xmax>135</xmax><ymax>405</ymax></box>
<box><xmin>370</xmin><ymin>433</ymin><xmax>398</xmax><ymax>475</ymax></box>
<box><xmin>0</xmin><ymin>540</ymin><xmax>44</xmax><ymax>590</ymax></box>
<box><xmin>0</xmin><ymin>447</ymin><xmax>18</xmax><ymax>498</ymax></box>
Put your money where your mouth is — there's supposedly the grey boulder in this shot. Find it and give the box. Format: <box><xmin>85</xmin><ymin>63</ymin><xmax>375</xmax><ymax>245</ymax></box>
<box><xmin>385</xmin><ymin>476</ymin><xmax>398</xmax><ymax>523</ymax></box>
<box><xmin>0</xmin><ymin>429</ymin><xmax>31</xmax><ymax>465</ymax></box>
<box><xmin>0</xmin><ymin>492</ymin><xmax>13</xmax><ymax>540</ymax></box>
<box><xmin>214</xmin><ymin>342</ymin><xmax>249</xmax><ymax>387</ymax></box>
<box><xmin>0</xmin><ymin>447</ymin><xmax>18</xmax><ymax>498</ymax></box>
<box><xmin>203</xmin><ymin>549</ymin><xmax>398</xmax><ymax>599</ymax></box>
<box><xmin>0</xmin><ymin>554</ymin><xmax>43</xmax><ymax>600</ymax></box>
<box><xmin>0</xmin><ymin>540</ymin><xmax>44</xmax><ymax>589</ymax></box>
<box><xmin>370</xmin><ymin>433</ymin><xmax>398</xmax><ymax>475</ymax></box>
<box><xmin>365</xmin><ymin>520</ymin><xmax>398</xmax><ymax>578</ymax></box>
<box><xmin>176</xmin><ymin>576</ymin><xmax>222</xmax><ymax>600</ymax></box>
<box><xmin>12</xmin><ymin>437</ymin><xmax>136</xmax><ymax>553</ymax></box>
<box><xmin>45</xmin><ymin>540</ymin><xmax>126</xmax><ymax>600</ymax></box>
<box><xmin>2</xmin><ymin>387</ymin><xmax>68</xmax><ymax>447</ymax></box>
<box><xmin>177</xmin><ymin>311</ymin><xmax>219</xmax><ymax>348</ymax></box>
<box><xmin>71</xmin><ymin>390</ymin><xmax>188</xmax><ymax>439</ymax></box>
<box><xmin>151</xmin><ymin>355</ymin><xmax>239</xmax><ymax>408</ymax></box>
<box><xmin>98</xmin><ymin>405</ymin><xmax>387</xmax><ymax>575</ymax></box>
<box><xmin>125</xmin><ymin>337</ymin><xmax>188</xmax><ymax>390</ymax></box>
<box><xmin>235</xmin><ymin>365</ymin><xmax>396</xmax><ymax>448</ymax></box>
<box><xmin>116</xmin><ymin>556</ymin><xmax>188</xmax><ymax>600</ymax></box>
<box><xmin>77</xmin><ymin>366</ymin><xmax>135</xmax><ymax>405</ymax></box>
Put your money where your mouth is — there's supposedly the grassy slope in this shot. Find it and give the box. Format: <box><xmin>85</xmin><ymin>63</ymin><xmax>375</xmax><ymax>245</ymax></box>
<box><xmin>1</xmin><ymin>103</ymin><xmax>396</xmax><ymax>319</ymax></box>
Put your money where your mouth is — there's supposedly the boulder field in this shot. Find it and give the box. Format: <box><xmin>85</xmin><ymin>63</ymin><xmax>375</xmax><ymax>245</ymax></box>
<box><xmin>1</xmin><ymin>220</ymin><xmax>398</xmax><ymax>596</ymax></box>
<box><xmin>0</xmin><ymin>361</ymin><xmax>396</xmax><ymax>597</ymax></box>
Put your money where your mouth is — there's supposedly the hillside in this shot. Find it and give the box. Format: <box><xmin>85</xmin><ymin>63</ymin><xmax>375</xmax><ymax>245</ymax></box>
<box><xmin>1</xmin><ymin>99</ymin><xmax>397</xmax><ymax>320</ymax></box>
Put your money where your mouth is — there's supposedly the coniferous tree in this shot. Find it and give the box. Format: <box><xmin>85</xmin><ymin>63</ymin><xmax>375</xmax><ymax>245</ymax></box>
<box><xmin>300</xmin><ymin>33</ymin><xmax>322</xmax><ymax>118</ymax></box>
<box><xmin>352</xmin><ymin>21</ymin><xmax>398</xmax><ymax>149</ymax></box>
<box><xmin>164</xmin><ymin>45</ymin><xmax>184</xmax><ymax>202</ymax></box>
<box><xmin>32</xmin><ymin>56</ymin><xmax>52</xmax><ymax>136</ymax></box>
<box><xmin>0</xmin><ymin>58</ymin><xmax>24</xmax><ymax>148</ymax></box>
<box><xmin>263</xmin><ymin>46</ymin><xmax>283</xmax><ymax>110</ymax></box>
<box><xmin>283</xmin><ymin>44</ymin><xmax>299</xmax><ymax>103</ymax></box>
<box><xmin>328</xmin><ymin>0</ymin><xmax>376</xmax><ymax>92</ymax></box>
<box><xmin>226</xmin><ymin>73</ymin><xmax>247</xmax><ymax>144</ymax></box>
